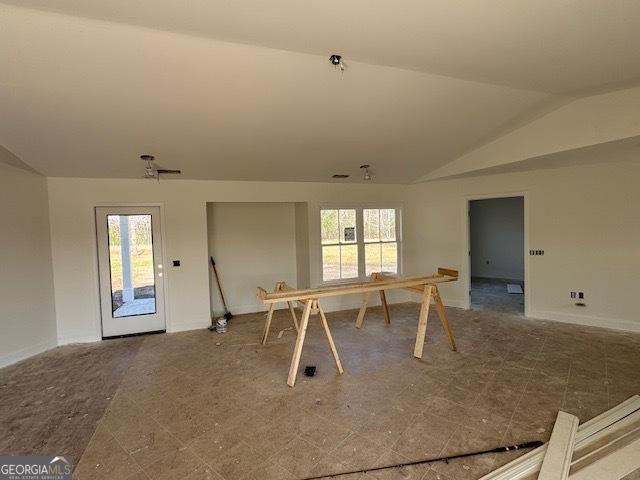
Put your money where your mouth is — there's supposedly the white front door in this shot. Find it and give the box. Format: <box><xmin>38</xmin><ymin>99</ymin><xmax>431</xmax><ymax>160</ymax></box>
<box><xmin>96</xmin><ymin>206</ymin><xmax>166</xmax><ymax>338</ymax></box>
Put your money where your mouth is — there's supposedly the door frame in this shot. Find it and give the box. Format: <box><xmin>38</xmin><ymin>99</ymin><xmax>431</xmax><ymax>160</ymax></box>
<box><xmin>91</xmin><ymin>203</ymin><xmax>169</xmax><ymax>340</ymax></box>
<box><xmin>462</xmin><ymin>191</ymin><xmax>530</xmax><ymax>316</ymax></box>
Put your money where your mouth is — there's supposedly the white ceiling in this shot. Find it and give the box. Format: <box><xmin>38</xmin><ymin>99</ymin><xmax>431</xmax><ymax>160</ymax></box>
<box><xmin>3</xmin><ymin>0</ymin><xmax>640</xmax><ymax>94</ymax></box>
<box><xmin>1</xmin><ymin>2</ymin><xmax>639</xmax><ymax>182</ymax></box>
<box><xmin>439</xmin><ymin>136</ymin><xmax>640</xmax><ymax>179</ymax></box>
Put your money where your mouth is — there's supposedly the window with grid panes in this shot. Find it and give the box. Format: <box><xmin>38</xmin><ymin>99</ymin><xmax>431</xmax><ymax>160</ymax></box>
<box><xmin>320</xmin><ymin>207</ymin><xmax>400</xmax><ymax>282</ymax></box>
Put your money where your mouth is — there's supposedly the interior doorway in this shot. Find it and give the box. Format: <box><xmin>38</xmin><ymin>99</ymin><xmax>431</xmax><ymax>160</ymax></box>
<box><xmin>95</xmin><ymin>206</ymin><xmax>166</xmax><ymax>338</ymax></box>
<box><xmin>468</xmin><ymin>196</ymin><xmax>525</xmax><ymax>315</ymax></box>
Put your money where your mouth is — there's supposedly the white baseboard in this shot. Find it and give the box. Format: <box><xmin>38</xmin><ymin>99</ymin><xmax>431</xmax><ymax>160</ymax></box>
<box><xmin>167</xmin><ymin>319</ymin><xmax>210</xmax><ymax>333</ymax></box>
<box><xmin>529</xmin><ymin>310</ymin><xmax>640</xmax><ymax>333</ymax></box>
<box><xmin>443</xmin><ymin>298</ymin><xmax>467</xmax><ymax>309</ymax></box>
<box><xmin>57</xmin><ymin>334</ymin><xmax>100</xmax><ymax>345</ymax></box>
<box><xmin>0</xmin><ymin>337</ymin><xmax>58</xmax><ymax>368</ymax></box>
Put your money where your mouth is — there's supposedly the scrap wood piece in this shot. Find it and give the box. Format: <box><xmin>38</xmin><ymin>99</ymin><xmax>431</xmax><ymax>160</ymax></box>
<box><xmin>277</xmin><ymin>327</ymin><xmax>294</xmax><ymax>339</ymax></box>
<box><xmin>538</xmin><ymin>411</ymin><xmax>579</xmax><ymax>480</ymax></box>
<box><xmin>479</xmin><ymin>395</ymin><xmax>640</xmax><ymax>480</ymax></box>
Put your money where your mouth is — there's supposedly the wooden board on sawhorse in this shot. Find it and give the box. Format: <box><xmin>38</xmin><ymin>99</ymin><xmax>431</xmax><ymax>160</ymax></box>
<box><xmin>355</xmin><ymin>270</ymin><xmax>457</xmax><ymax>356</ymax></box>
<box><xmin>260</xmin><ymin>282</ymin><xmax>343</xmax><ymax>387</ymax></box>
<box><xmin>257</xmin><ymin>268</ymin><xmax>459</xmax><ymax>386</ymax></box>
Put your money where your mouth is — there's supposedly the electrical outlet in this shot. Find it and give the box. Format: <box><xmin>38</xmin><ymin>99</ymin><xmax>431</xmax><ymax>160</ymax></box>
<box><xmin>570</xmin><ymin>292</ymin><xmax>576</xmax><ymax>299</ymax></box>
<box><xmin>578</xmin><ymin>292</ymin><xmax>584</xmax><ymax>299</ymax></box>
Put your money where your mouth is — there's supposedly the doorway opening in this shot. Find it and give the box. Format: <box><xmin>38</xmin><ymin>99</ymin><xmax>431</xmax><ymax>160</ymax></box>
<box><xmin>96</xmin><ymin>206</ymin><xmax>166</xmax><ymax>338</ymax></box>
<box><xmin>468</xmin><ymin>196</ymin><xmax>525</xmax><ymax>315</ymax></box>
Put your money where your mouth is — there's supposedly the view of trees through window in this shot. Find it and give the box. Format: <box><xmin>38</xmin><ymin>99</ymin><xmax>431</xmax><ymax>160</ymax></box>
<box><xmin>321</xmin><ymin>207</ymin><xmax>399</xmax><ymax>281</ymax></box>
<box><xmin>364</xmin><ymin>209</ymin><xmax>398</xmax><ymax>276</ymax></box>
<box><xmin>321</xmin><ymin>209</ymin><xmax>358</xmax><ymax>281</ymax></box>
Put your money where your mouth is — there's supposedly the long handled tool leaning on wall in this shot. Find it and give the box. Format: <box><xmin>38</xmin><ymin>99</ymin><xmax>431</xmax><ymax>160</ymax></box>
<box><xmin>209</xmin><ymin>257</ymin><xmax>233</xmax><ymax>331</ymax></box>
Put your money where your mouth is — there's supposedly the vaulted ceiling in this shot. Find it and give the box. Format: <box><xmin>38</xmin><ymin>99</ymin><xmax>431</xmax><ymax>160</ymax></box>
<box><xmin>1</xmin><ymin>1</ymin><xmax>639</xmax><ymax>182</ymax></box>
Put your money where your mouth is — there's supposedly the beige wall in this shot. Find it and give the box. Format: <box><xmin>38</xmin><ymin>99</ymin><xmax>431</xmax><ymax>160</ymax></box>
<box><xmin>45</xmin><ymin>159</ymin><xmax>640</xmax><ymax>347</ymax></box>
<box><xmin>47</xmin><ymin>178</ymin><xmax>405</xmax><ymax>344</ymax></box>
<box><xmin>207</xmin><ymin>202</ymin><xmax>298</xmax><ymax>316</ymax></box>
<box><xmin>294</xmin><ymin>202</ymin><xmax>311</xmax><ymax>289</ymax></box>
<box><xmin>0</xmin><ymin>163</ymin><xmax>57</xmax><ymax>366</ymax></box>
<box><xmin>405</xmin><ymin>160</ymin><xmax>640</xmax><ymax>331</ymax></box>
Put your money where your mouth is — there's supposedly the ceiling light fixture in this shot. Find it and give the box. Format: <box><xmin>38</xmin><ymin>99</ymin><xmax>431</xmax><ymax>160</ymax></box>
<box><xmin>140</xmin><ymin>154</ymin><xmax>182</xmax><ymax>181</ymax></box>
<box><xmin>329</xmin><ymin>54</ymin><xmax>345</xmax><ymax>71</ymax></box>
<box><xmin>141</xmin><ymin>154</ymin><xmax>156</xmax><ymax>178</ymax></box>
<box><xmin>360</xmin><ymin>164</ymin><xmax>372</xmax><ymax>181</ymax></box>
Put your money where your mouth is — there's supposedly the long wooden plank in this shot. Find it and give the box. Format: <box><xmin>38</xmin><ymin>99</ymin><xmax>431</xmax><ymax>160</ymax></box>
<box><xmin>258</xmin><ymin>274</ymin><xmax>455</xmax><ymax>304</ymax></box>
<box><xmin>479</xmin><ymin>396</ymin><xmax>640</xmax><ymax>480</ymax></box>
<box><xmin>538</xmin><ymin>411</ymin><xmax>579</xmax><ymax>480</ymax></box>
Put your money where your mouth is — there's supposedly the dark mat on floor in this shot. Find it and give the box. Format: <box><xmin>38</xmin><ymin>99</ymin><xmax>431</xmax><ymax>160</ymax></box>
<box><xmin>0</xmin><ymin>336</ymin><xmax>143</xmax><ymax>462</ymax></box>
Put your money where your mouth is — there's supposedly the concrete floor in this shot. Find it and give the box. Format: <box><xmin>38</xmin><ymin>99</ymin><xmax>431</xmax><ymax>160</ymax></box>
<box><xmin>471</xmin><ymin>277</ymin><xmax>525</xmax><ymax>315</ymax></box>
<box><xmin>2</xmin><ymin>304</ymin><xmax>639</xmax><ymax>480</ymax></box>
<box><xmin>0</xmin><ymin>337</ymin><xmax>143</xmax><ymax>460</ymax></box>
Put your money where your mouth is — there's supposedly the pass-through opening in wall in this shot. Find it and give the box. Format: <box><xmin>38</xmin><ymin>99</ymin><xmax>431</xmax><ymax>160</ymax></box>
<box><xmin>466</xmin><ymin>195</ymin><xmax>526</xmax><ymax>316</ymax></box>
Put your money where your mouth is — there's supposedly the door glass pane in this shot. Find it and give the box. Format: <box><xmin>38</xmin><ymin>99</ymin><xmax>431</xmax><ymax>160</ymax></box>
<box><xmin>381</xmin><ymin>242</ymin><xmax>398</xmax><ymax>273</ymax></box>
<box><xmin>363</xmin><ymin>209</ymin><xmax>380</xmax><ymax>242</ymax></box>
<box><xmin>340</xmin><ymin>245</ymin><xmax>358</xmax><ymax>279</ymax></box>
<box><xmin>322</xmin><ymin>245</ymin><xmax>340</xmax><ymax>281</ymax></box>
<box><xmin>107</xmin><ymin>215</ymin><xmax>156</xmax><ymax>317</ymax></box>
<box><xmin>365</xmin><ymin>243</ymin><xmax>382</xmax><ymax>276</ymax></box>
<box><xmin>380</xmin><ymin>209</ymin><xmax>396</xmax><ymax>241</ymax></box>
<box><xmin>339</xmin><ymin>209</ymin><xmax>357</xmax><ymax>243</ymax></box>
<box><xmin>321</xmin><ymin>210</ymin><xmax>339</xmax><ymax>245</ymax></box>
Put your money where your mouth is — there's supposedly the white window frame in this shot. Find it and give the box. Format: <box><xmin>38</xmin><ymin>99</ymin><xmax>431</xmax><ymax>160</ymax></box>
<box><xmin>318</xmin><ymin>204</ymin><xmax>403</xmax><ymax>284</ymax></box>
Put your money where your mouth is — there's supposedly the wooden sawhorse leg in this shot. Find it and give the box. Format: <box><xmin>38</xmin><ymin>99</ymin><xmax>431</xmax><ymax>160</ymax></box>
<box><xmin>413</xmin><ymin>285</ymin><xmax>433</xmax><ymax>358</ymax></box>
<box><xmin>261</xmin><ymin>282</ymin><xmax>300</xmax><ymax>345</ymax></box>
<box><xmin>379</xmin><ymin>289</ymin><xmax>391</xmax><ymax>324</ymax></box>
<box><xmin>355</xmin><ymin>273</ymin><xmax>391</xmax><ymax>328</ymax></box>
<box><xmin>287</xmin><ymin>299</ymin><xmax>344</xmax><ymax>387</ymax></box>
<box><xmin>432</xmin><ymin>286</ymin><xmax>457</xmax><ymax>351</ymax></box>
<box><xmin>317</xmin><ymin>301</ymin><xmax>344</xmax><ymax>375</ymax></box>
<box><xmin>355</xmin><ymin>291</ymin><xmax>371</xmax><ymax>329</ymax></box>
<box><xmin>261</xmin><ymin>303</ymin><xmax>275</xmax><ymax>345</ymax></box>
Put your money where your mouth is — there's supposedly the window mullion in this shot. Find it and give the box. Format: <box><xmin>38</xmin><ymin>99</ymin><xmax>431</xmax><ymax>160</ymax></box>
<box><xmin>356</xmin><ymin>208</ymin><xmax>365</xmax><ymax>279</ymax></box>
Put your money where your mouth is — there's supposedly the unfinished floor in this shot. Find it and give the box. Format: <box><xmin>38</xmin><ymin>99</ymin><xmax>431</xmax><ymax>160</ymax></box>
<box><xmin>2</xmin><ymin>304</ymin><xmax>639</xmax><ymax>480</ymax></box>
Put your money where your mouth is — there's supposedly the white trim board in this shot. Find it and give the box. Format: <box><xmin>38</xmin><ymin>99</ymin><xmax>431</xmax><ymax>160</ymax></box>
<box><xmin>0</xmin><ymin>338</ymin><xmax>58</xmax><ymax>368</ymax></box>
<box><xmin>539</xmin><ymin>411</ymin><xmax>579</xmax><ymax>480</ymax></box>
<box><xmin>480</xmin><ymin>396</ymin><xmax>640</xmax><ymax>480</ymax></box>
<box><xmin>530</xmin><ymin>310</ymin><xmax>640</xmax><ymax>333</ymax></box>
